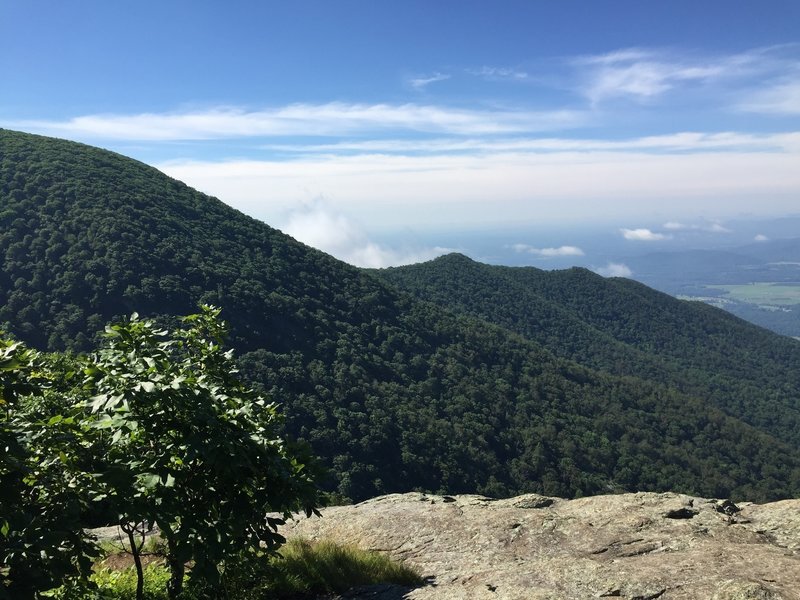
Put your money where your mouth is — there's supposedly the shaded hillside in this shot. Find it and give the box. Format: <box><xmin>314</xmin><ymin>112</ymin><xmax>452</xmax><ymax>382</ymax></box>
<box><xmin>1</xmin><ymin>128</ymin><xmax>799</xmax><ymax>503</ymax></box>
<box><xmin>376</xmin><ymin>254</ymin><xmax>800</xmax><ymax>443</ymax></box>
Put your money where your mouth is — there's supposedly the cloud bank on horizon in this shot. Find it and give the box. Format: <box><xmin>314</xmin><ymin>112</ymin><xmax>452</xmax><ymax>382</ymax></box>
<box><xmin>2</xmin><ymin>1</ymin><xmax>798</xmax><ymax>266</ymax></box>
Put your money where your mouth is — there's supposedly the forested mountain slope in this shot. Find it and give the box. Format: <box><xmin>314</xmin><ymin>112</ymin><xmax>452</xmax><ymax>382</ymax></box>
<box><xmin>376</xmin><ymin>255</ymin><xmax>800</xmax><ymax>444</ymax></box>
<box><xmin>1</xmin><ymin>128</ymin><xmax>799</xmax><ymax>503</ymax></box>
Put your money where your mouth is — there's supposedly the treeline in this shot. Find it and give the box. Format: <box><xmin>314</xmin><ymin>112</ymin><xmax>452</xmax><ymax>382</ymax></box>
<box><xmin>1</xmin><ymin>128</ymin><xmax>799</xmax><ymax>505</ymax></box>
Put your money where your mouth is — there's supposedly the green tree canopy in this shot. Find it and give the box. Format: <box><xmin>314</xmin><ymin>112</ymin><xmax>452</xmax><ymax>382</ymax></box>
<box><xmin>82</xmin><ymin>306</ymin><xmax>320</xmax><ymax>597</ymax></box>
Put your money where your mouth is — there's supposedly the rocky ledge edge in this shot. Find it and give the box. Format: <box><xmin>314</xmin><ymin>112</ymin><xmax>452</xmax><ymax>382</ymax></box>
<box><xmin>280</xmin><ymin>491</ymin><xmax>800</xmax><ymax>600</ymax></box>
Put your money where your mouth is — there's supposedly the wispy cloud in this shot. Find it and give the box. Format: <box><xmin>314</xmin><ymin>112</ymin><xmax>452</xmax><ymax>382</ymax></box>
<box><xmin>262</xmin><ymin>131</ymin><xmax>800</xmax><ymax>155</ymax></box>
<box><xmin>621</xmin><ymin>228</ymin><xmax>671</xmax><ymax>241</ymax></box>
<box><xmin>595</xmin><ymin>262</ymin><xmax>633</xmax><ymax>277</ymax></box>
<box><xmin>574</xmin><ymin>46</ymin><xmax>773</xmax><ymax>104</ymax></box>
<box><xmin>8</xmin><ymin>103</ymin><xmax>585</xmax><ymax>140</ymax></box>
<box><xmin>739</xmin><ymin>79</ymin><xmax>800</xmax><ymax>115</ymax></box>
<box><xmin>663</xmin><ymin>221</ymin><xmax>690</xmax><ymax>230</ymax></box>
<box><xmin>511</xmin><ymin>244</ymin><xmax>584</xmax><ymax>257</ymax></box>
<box><xmin>409</xmin><ymin>72</ymin><xmax>451</xmax><ymax>90</ymax></box>
<box><xmin>577</xmin><ymin>50</ymin><xmax>716</xmax><ymax>103</ymax></box>
<box><xmin>468</xmin><ymin>66</ymin><xmax>529</xmax><ymax>80</ymax></box>
<box><xmin>754</xmin><ymin>234</ymin><xmax>770</xmax><ymax>242</ymax></box>
<box><xmin>279</xmin><ymin>202</ymin><xmax>451</xmax><ymax>268</ymax></box>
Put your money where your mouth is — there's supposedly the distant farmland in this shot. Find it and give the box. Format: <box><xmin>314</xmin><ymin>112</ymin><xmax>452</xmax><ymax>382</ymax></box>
<box><xmin>707</xmin><ymin>283</ymin><xmax>800</xmax><ymax>306</ymax></box>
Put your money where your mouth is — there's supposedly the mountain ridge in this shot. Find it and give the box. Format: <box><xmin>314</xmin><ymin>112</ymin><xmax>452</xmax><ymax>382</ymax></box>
<box><xmin>375</xmin><ymin>253</ymin><xmax>800</xmax><ymax>442</ymax></box>
<box><xmin>2</xmin><ymin>128</ymin><xmax>799</xmax><ymax>503</ymax></box>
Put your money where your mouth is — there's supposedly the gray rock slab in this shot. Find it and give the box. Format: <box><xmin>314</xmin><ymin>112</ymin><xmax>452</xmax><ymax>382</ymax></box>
<box><xmin>281</xmin><ymin>492</ymin><xmax>800</xmax><ymax>600</ymax></box>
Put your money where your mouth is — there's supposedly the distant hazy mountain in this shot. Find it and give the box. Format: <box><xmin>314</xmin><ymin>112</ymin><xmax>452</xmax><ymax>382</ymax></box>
<box><xmin>619</xmin><ymin>240</ymin><xmax>800</xmax><ymax>336</ymax></box>
<box><xmin>2</xmin><ymin>128</ymin><xmax>799</xmax><ymax>503</ymax></box>
<box><xmin>735</xmin><ymin>237</ymin><xmax>800</xmax><ymax>263</ymax></box>
<box><xmin>626</xmin><ymin>242</ymin><xmax>800</xmax><ymax>285</ymax></box>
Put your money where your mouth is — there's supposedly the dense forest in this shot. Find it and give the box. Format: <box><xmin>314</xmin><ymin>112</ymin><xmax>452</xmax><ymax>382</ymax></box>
<box><xmin>375</xmin><ymin>255</ymin><xmax>800</xmax><ymax>443</ymax></box>
<box><xmin>2</xmin><ymin>128</ymin><xmax>800</xmax><ymax>503</ymax></box>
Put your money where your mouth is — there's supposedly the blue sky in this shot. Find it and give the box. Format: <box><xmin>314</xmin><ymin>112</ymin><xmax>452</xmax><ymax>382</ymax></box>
<box><xmin>2</xmin><ymin>1</ymin><xmax>799</xmax><ymax>266</ymax></box>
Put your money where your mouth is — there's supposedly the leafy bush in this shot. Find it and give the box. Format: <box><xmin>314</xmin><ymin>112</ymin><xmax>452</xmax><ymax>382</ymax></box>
<box><xmin>1</xmin><ymin>308</ymin><xmax>321</xmax><ymax>600</ymax></box>
<box><xmin>0</xmin><ymin>338</ymin><xmax>98</xmax><ymax>599</ymax></box>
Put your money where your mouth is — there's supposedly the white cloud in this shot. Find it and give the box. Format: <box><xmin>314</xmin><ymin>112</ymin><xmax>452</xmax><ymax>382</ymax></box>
<box><xmin>279</xmin><ymin>203</ymin><xmax>450</xmax><ymax>268</ymax></box>
<box><xmin>740</xmin><ymin>79</ymin><xmax>800</xmax><ymax>115</ymax></box>
<box><xmin>595</xmin><ymin>262</ymin><xmax>633</xmax><ymax>277</ymax></box>
<box><xmin>621</xmin><ymin>228</ymin><xmax>671</xmax><ymax>241</ymax></box>
<box><xmin>512</xmin><ymin>244</ymin><xmax>584</xmax><ymax>257</ymax></box>
<box><xmin>409</xmin><ymin>72</ymin><xmax>451</xmax><ymax>90</ymax></box>
<box><xmin>8</xmin><ymin>103</ymin><xmax>584</xmax><ymax>140</ymax></box>
<box><xmin>754</xmin><ymin>234</ymin><xmax>770</xmax><ymax>242</ymax></box>
<box><xmin>662</xmin><ymin>220</ymin><xmax>732</xmax><ymax>233</ymax></box>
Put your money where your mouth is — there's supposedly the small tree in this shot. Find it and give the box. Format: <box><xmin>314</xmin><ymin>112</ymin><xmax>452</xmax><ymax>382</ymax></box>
<box><xmin>82</xmin><ymin>306</ymin><xmax>320</xmax><ymax>598</ymax></box>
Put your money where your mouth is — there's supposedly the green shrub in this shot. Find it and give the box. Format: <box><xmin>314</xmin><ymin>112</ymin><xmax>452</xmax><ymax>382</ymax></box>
<box><xmin>94</xmin><ymin>567</ymin><xmax>170</xmax><ymax>600</ymax></box>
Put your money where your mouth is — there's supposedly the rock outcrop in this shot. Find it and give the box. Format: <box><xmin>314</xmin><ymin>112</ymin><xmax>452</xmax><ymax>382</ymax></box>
<box><xmin>281</xmin><ymin>492</ymin><xmax>800</xmax><ymax>600</ymax></box>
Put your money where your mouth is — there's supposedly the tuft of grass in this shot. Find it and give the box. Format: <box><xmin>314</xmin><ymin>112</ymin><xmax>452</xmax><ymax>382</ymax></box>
<box><xmin>215</xmin><ymin>538</ymin><xmax>423</xmax><ymax>598</ymax></box>
<box><xmin>269</xmin><ymin>538</ymin><xmax>422</xmax><ymax>594</ymax></box>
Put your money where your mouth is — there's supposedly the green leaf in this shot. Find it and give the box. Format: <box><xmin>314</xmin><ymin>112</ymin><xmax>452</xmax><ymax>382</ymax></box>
<box><xmin>0</xmin><ymin>357</ymin><xmax>22</xmax><ymax>371</ymax></box>
<box><xmin>141</xmin><ymin>473</ymin><xmax>160</xmax><ymax>489</ymax></box>
<box><xmin>89</xmin><ymin>394</ymin><xmax>107</xmax><ymax>412</ymax></box>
